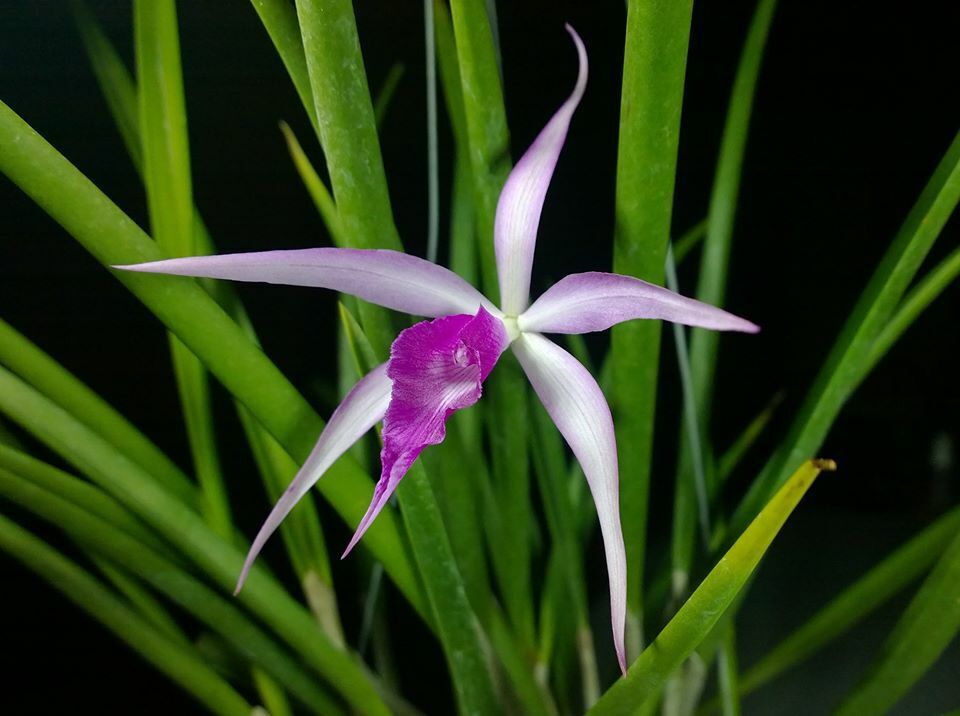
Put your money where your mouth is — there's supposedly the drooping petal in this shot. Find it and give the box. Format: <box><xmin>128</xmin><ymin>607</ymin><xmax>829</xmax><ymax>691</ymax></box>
<box><xmin>236</xmin><ymin>363</ymin><xmax>392</xmax><ymax>593</ymax></box>
<box><xmin>342</xmin><ymin>306</ymin><xmax>507</xmax><ymax>556</ymax></box>
<box><xmin>494</xmin><ymin>24</ymin><xmax>587</xmax><ymax>316</ymax></box>
<box><xmin>116</xmin><ymin>248</ymin><xmax>497</xmax><ymax>318</ymax></box>
<box><xmin>511</xmin><ymin>332</ymin><xmax>627</xmax><ymax>674</ymax></box>
<box><xmin>518</xmin><ymin>271</ymin><xmax>760</xmax><ymax>335</ymax></box>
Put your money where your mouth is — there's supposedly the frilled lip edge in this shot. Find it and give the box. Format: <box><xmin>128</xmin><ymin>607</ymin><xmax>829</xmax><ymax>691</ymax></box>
<box><xmin>342</xmin><ymin>306</ymin><xmax>509</xmax><ymax>556</ymax></box>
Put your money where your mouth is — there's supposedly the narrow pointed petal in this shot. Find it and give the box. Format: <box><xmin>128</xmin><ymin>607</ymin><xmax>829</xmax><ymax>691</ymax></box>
<box><xmin>494</xmin><ymin>25</ymin><xmax>587</xmax><ymax>315</ymax></box>
<box><xmin>511</xmin><ymin>332</ymin><xmax>627</xmax><ymax>673</ymax></box>
<box><xmin>518</xmin><ymin>271</ymin><xmax>760</xmax><ymax>335</ymax></box>
<box><xmin>235</xmin><ymin>363</ymin><xmax>391</xmax><ymax>592</ymax></box>
<box><xmin>343</xmin><ymin>307</ymin><xmax>507</xmax><ymax>556</ymax></box>
<box><xmin>116</xmin><ymin>248</ymin><xmax>497</xmax><ymax>318</ymax></box>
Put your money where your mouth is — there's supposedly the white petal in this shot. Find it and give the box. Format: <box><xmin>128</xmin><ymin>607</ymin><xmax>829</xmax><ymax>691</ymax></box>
<box><xmin>235</xmin><ymin>363</ymin><xmax>392</xmax><ymax>592</ymax></box>
<box><xmin>511</xmin><ymin>332</ymin><xmax>627</xmax><ymax>673</ymax></box>
<box><xmin>116</xmin><ymin>248</ymin><xmax>497</xmax><ymax>318</ymax></box>
<box><xmin>519</xmin><ymin>271</ymin><xmax>760</xmax><ymax>334</ymax></box>
<box><xmin>494</xmin><ymin>25</ymin><xmax>587</xmax><ymax>315</ymax></box>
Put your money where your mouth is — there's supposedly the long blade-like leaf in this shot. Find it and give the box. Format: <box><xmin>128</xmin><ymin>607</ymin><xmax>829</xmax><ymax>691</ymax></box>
<box><xmin>589</xmin><ymin>459</ymin><xmax>832</xmax><ymax>715</ymax></box>
<box><xmin>738</xmin><ymin>505</ymin><xmax>960</xmax><ymax>699</ymax></box>
<box><xmin>135</xmin><ymin>0</ymin><xmax>232</xmax><ymax>539</ymax></box>
<box><xmin>672</xmin><ymin>0</ymin><xmax>777</xmax><ymax>596</ymax></box>
<box><xmin>449</xmin><ymin>0</ymin><xmax>535</xmax><ymax>650</ymax></box>
<box><xmin>731</xmin><ymin>129</ymin><xmax>960</xmax><ymax>537</ymax></box>
<box><xmin>0</xmin><ymin>467</ymin><xmax>347</xmax><ymax>716</ymax></box>
<box><xmin>610</xmin><ymin>0</ymin><xmax>695</xmax><ymax>658</ymax></box>
<box><xmin>0</xmin><ymin>514</ymin><xmax>254</xmax><ymax>716</ymax></box>
<box><xmin>0</xmin><ymin>367</ymin><xmax>383</xmax><ymax>714</ymax></box>
<box><xmin>837</xmin><ymin>527</ymin><xmax>960</xmax><ymax>714</ymax></box>
<box><xmin>0</xmin><ymin>99</ymin><xmax>426</xmax><ymax>619</ymax></box>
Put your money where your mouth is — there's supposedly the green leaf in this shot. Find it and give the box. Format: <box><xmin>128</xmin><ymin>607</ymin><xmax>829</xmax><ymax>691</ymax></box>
<box><xmin>0</xmin><ymin>99</ymin><xmax>426</xmax><ymax>620</ymax></box>
<box><xmin>397</xmin><ymin>463</ymin><xmax>500</xmax><ymax>716</ymax></box>
<box><xmin>448</xmin><ymin>0</ymin><xmax>510</xmax><ymax>298</ymax></box>
<box><xmin>865</xmin><ymin>243</ymin><xmax>960</xmax><ymax>373</ymax></box>
<box><xmin>246</xmin><ymin>0</ymin><xmax>319</xmax><ymax>134</ymax></box>
<box><xmin>0</xmin><ymin>444</ymin><xmax>174</xmax><ymax>560</ymax></box>
<box><xmin>448</xmin><ymin>0</ymin><xmax>534</xmax><ymax>647</ymax></box>
<box><xmin>73</xmin><ymin>1</ymin><xmax>141</xmax><ymax>167</ymax></box>
<box><xmin>294</xmin><ymin>5</ymin><xmax>501</xmax><ymax>709</ymax></box>
<box><xmin>374</xmin><ymin>63</ymin><xmax>406</xmax><ymax>129</ymax></box>
<box><xmin>135</xmin><ymin>0</ymin><xmax>233</xmax><ymax>540</ymax></box>
<box><xmin>715</xmin><ymin>392</ymin><xmax>783</xmax><ymax>489</ymax></box>
<box><xmin>667</xmin><ymin>245</ymin><xmax>712</xmax><ymax>600</ymax></box>
<box><xmin>672</xmin><ymin>0</ymin><xmax>777</xmax><ymax>600</ymax></box>
<box><xmin>716</xmin><ymin>625</ymin><xmax>741</xmax><ymax>716</ymax></box>
<box><xmin>731</xmin><ymin>129</ymin><xmax>960</xmax><ymax>537</ymax></box>
<box><xmin>294</xmin><ymin>0</ymin><xmax>401</xmax><ymax>354</ymax></box>
<box><xmin>610</xmin><ymin>0</ymin><xmax>695</xmax><ymax>658</ymax></box>
<box><xmin>673</xmin><ymin>219</ymin><xmax>708</xmax><ymax>265</ymax></box>
<box><xmin>72</xmin><ymin>7</ymin><xmax>338</xmax><ymax>624</ymax></box>
<box><xmin>837</xmin><ymin>526</ymin><xmax>960</xmax><ymax>715</ymax></box>
<box><xmin>279</xmin><ymin>121</ymin><xmax>346</xmax><ymax>246</ymax></box>
<box><xmin>689</xmin><ymin>0</ymin><xmax>777</xmax><ymax>421</ymax></box>
<box><xmin>0</xmin><ymin>466</ymin><xmax>348</xmax><ymax>716</ymax></box>
<box><xmin>738</xmin><ymin>505</ymin><xmax>960</xmax><ymax>699</ymax></box>
<box><xmin>91</xmin><ymin>556</ymin><xmax>190</xmax><ymax>646</ymax></box>
<box><xmin>0</xmin><ymin>514</ymin><xmax>254</xmax><ymax>716</ymax></box>
<box><xmin>0</xmin><ymin>365</ymin><xmax>386</xmax><ymax>715</ymax></box>
<box><xmin>589</xmin><ymin>459</ymin><xmax>831</xmax><ymax>715</ymax></box>
<box><xmin>0</xmin><ymin>318</ymin><xmax>197</xmax><ymax>507</ymax></box>
<box><xmin>424</xmin><ymin>0</ymin><xmax>440</xmax><ymax>263</ymax></box>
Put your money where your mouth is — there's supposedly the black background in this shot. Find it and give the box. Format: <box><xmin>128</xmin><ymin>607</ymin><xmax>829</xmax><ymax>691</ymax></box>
<box><xmin>1</xmin><ymin>1</ymin><xmax>958</xmax><ymax>713</ymax></box>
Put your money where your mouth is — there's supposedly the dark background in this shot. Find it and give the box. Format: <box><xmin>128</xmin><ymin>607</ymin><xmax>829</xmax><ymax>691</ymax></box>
<box><xmin>1</xmin><ymin>0</ymin><xmax>958</xmax><ymax>713</ymax></box>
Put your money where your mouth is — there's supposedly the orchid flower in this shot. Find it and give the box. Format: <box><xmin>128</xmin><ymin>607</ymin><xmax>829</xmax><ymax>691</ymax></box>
<box><xmin>117</xmin><ymin>26</ymin><xmax>757</xmax><ymax>673</ymax></box>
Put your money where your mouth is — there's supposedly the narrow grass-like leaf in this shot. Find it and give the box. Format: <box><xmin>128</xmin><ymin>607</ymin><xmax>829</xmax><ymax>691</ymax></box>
<box><xmin>673</xmin><ymin>0</ymin><xmax>777</xmax><ymax>605</ymax></box>
<box><xmin>674</xmin><ymin>219</ymin><xmax>708</xmax><ymax>265</ymax></box>
<box><xmin>296</xmin><ymin>5</ymin><xmax>501</xmax><ymax>708</ymax></box>
<box><xmin>135</xmin><ymin>0</ymin><xmax>233</xmax><ymax>540</ymax></box>
<box><xmin>865</xmin><ymin>243</ymin><xmax>960</xmax><ymax>373</ymax></box>
<box><xmin>837</xmin><ymin>527</ymin><xmax>960</xmax><ymax>715</ymax></box>
<box><xmin>295</xmin><ymin>0</ymin><xmax>401</xmax><ymax>354</ymax></box>
<box><xmin>91</xmin><ymin>556</ymin><xmax>190</xmax><ymax>646</ymax></box>
<box><xmin>0</xmin><ymin>444</ymin><xmax>174</xmax><ymax>560</ymax></box>
<box><xmin>448</xmin><ymin>0</ymin><xmax>510</xmax><ymax>295</ymax></box>
<box><xmin>72</xmin><ymin>10</ymin><xmax>338</xmax><ymax>619</ymax></box>
<box><xmin>424</xmin><ymin>0</ymin><xmax>440</xmax><ymax>263</ymax></box>
<box><xmin>0</xmin><ymin>467</ymin><xmax>349</xmax><ymax>716</ymax></box>
<box><xmin>717</xmin><ymin>625</ymin><xmax>741</xmax><ymax>716</ymax></box>
<box><xmin>0</xmin><ymin>100</ymin><xmax>426</xmax><ymax>618</ymax></box>
<box><xmin>374</xmin><ymin>63</ymin><xmax>406</xmax><ymax>129</ymax></box>
<box><xmin>667</xmin><ymin>244</ymin><xmax>711</xmax><ymax>600</ymax></box>
<box><xmin>689</xmin><ymin>0</ymin><xmax>777</xmax><ymax>421</ymax></box>
<box><xmin>396</xmin><ymin>463</ymin><xmax>500</xmax><ymax>716</ymax></box>
<box><xmin>612</xmin><ymin>0</ymin><xmax>696</xmax><ymax>657</ymax></box>
<box><xmin>731</xmin><ymin>130</ymin><xmax>960</xmax><ymax>536</ymax></box>
<box><xmin>246</xmin><ymin>0</ymin><xmax>319</xmax><ymax>133</ymax></box>
<box><xmin>589</xmin><ymin>459</ymin><xmax>831</xmax><ymax>715</ymax></box>
<box><xmin>73</xmin><ymin>1</ymin><xmax>141</xmax><ymax>166</ymax></box>
<box><xmin>0</xmin><ymin>514</ymin><xmax>254</xmax><ymax>716</ymax></box>
<box><xmin>738</xmin><ymin>505</ymin><xmax>960</xmax><ymax>700</ymax></box>
<box><xmin>254</xmin><ymin>669</ymin><xmax>295</xmax><ymax>716</ymax></box>
<box><xmin>0</xmin><ymin>318</ymin><xmax>196</xmax><ymax>507</ymax></box>
<box><xmin>0</xmin><ymin>366</ymin><xmax>388</xmax><ymax>715</ymax></box>
<box><xmin>531</xmin><ymin>401</ymin><xmax>598</xmax><ymax>708</ymax></box>
<box><xmin>448</xmin><ymin>0</ymin><xmax>534</xmax><ymax>646</ymax></box>
<box><xmin>279</xmin><ymin>121</ymin><xmax>346</xmax><ymax>245</ymax></box>
<box><xmin>715</xmin><ymin>393</ymin><xmax>783</xmax><ymax>490</ymax></box>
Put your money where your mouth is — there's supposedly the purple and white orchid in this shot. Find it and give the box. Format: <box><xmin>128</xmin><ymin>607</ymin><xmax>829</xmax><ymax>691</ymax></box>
<box><xmin>118</xmin><ymin>26</ymin><xmax>757</xmax><ymax>673</ymax></box>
